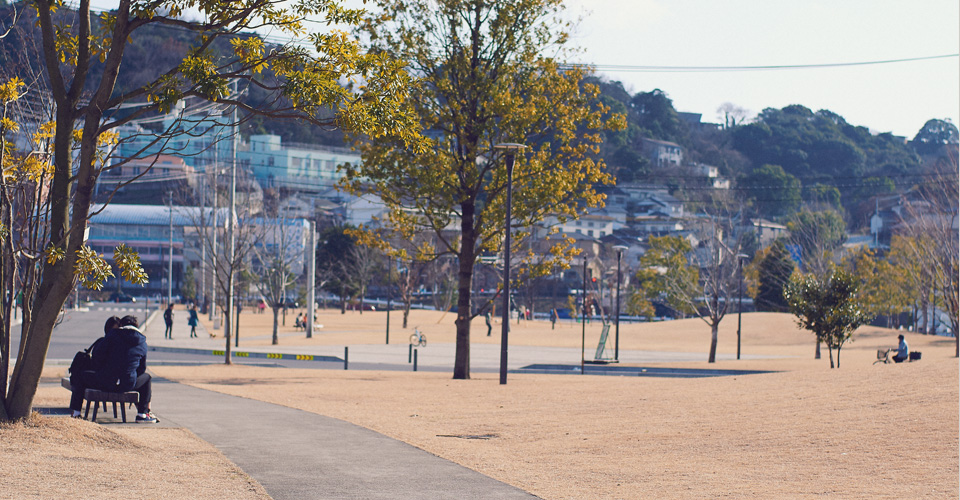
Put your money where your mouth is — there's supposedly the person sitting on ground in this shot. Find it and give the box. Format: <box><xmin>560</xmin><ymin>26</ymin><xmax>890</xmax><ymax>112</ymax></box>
<box><xmin>892</xmin><ymin>334</ymin><xmax>909</xmax><ymax>363</ymax></box>
<box><xmin>69</xmin><ymin>315</ymin><xmax>158</xmax><ymax>423</ymax></box>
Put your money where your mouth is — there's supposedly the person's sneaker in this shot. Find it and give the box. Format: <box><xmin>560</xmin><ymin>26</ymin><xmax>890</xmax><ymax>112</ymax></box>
<box><xmin>136</xmin><ymin>412</ymin><xmax>159</xmax><ymax>423</ymax></box>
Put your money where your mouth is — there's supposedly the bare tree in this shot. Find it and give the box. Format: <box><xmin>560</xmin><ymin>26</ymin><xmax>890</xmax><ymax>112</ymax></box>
<box><xmin>717</xmin><ymin>102</ymin><xmax>751</xmax><ymax>129</ymax></box>
<box><xmin>177</xmin><ymin>168</ymin><xmax>260</xmax><ymax>359</ymax></box>
<box><xmin>636</xmin><ymin>210</ymin><xmax>744</xmax><ymax>363</ymax></box>
<box><xmin>350</xmin><ymin>244</ymin><xmax>379</xmax><ymax>314</ymax></box>
<box><xmin>896</xmin><ymin>159</ymin><xmax>959</xmax><ymax>355</ymax></box>
<box><xmin>250</xmin><ymin>209</ymin><xmax>304</xmax><ymax>345</ymax></box>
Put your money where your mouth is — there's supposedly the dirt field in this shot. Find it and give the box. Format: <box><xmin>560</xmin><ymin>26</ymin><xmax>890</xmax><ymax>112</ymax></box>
<box><xmin>1</xmin><ymin>385</ymin><xmax>270</xmax><ymax>499</ymax></box>
<box><xmin>6</xmin><ymin>310</ymin><xmax>958</xmax><ymax>499</ymax></box>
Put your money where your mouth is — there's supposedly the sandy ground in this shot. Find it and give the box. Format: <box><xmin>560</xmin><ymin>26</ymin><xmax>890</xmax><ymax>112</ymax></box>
<box><xmin>7</xmin><ymin>310</ymin><xmax>958</xmax><ymax>499</ymax></box>
<box><xmin>2</xmin><ymin>374</ymin><xmax>270</xmax><ymax>500</ymax></box>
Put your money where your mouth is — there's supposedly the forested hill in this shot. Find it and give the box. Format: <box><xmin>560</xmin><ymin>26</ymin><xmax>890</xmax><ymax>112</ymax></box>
<box><xmin>0</xmin><ymin>4</ymin><xmax>349</xmax><ymax>147</ymax></box>
<box><xmin>592</xmin><ymin>77</ymin><xmax>958</xmax><ymax>227</ymax></box>
<box><xmin>2</xmin><ymin>3</ymin><xmax>956</xmax><ymax>226</ymax></box>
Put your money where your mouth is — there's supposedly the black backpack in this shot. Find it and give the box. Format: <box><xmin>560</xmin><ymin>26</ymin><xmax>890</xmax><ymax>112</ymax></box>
<box><xmin>68</xmin><ymin>338</ymin><xmax>103</xmax><ymax>375</ymax></box>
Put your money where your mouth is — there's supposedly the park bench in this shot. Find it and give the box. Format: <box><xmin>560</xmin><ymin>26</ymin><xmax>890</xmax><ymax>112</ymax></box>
<box><xmin>61</xmin><ymin>377</ymin><xmax>139</xmax><ymax>423</ymax></box>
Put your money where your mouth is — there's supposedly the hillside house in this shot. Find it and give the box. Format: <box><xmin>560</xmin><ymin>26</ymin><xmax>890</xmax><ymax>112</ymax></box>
<box><xmin>641</xmin><ymin>138</ymin><xmax>683</xmax><ymax>167</ymax></box>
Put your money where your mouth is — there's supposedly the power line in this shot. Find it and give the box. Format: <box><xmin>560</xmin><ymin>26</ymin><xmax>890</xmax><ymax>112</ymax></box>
<box><xmin>54</xmin><ymin>2</ymin><xmax>960</xmax><ymax>75</ymax></box>
<box><xmin>565</xmin><ymin>53</ymin><xmax>960</xmax><ymax>73</ymax></box>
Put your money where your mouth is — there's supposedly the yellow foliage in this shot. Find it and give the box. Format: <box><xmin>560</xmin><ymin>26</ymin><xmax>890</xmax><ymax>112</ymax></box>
<box><xmin>0</xmin><ymin>78</ymin><xmax>25</xmax><ymax>103</ymax></box>
<box><xmin>114</xmin><ymin>244</ymin><xmax>150</xmax><ymax>285</ymax></box>
<box><xmin>45</xmin><ymin>245</ymin><xmax>66</xmax><ymax>265</ymax></box>
<box><xmin>75</xmin><ymin>246</ymin><xmax>114</xmax><ymax>290</ymax></box>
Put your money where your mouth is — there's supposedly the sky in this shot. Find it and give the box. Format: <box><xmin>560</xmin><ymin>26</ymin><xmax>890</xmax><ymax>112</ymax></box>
<box><xmin>82</xmin><ymin>0</ymin><xmax>959</xmax><ymax>138</ymax></box>
<box><xmin>564</xmin><ymin>0</ymin><xmax>959</xmax><ymax>138</ymax></box>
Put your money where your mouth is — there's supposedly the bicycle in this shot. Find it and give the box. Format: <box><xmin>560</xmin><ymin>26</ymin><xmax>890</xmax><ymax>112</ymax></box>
<box><xmin>409</xmin><ymin>327</ymin><xmax>427</xmax><ymax>347</ymax></box>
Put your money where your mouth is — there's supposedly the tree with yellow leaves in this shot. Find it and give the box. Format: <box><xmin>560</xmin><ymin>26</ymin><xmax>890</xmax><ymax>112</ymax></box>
<box><xmin>343</xmin><ymin>0</ymin><xmax>625</xmax><ymax>379</ymax></box>
<box><xmin>1</xmin><ymin>0</ymin><xmax>419</xmax><ymax>421</ymax></box>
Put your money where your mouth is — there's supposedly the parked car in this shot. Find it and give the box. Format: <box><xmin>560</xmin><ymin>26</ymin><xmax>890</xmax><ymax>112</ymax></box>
<box><xmin>347</xmin><ymin>303</ymin><xmax>376</xmax><ymax>311</ymax></box>
<box><xmin>109</xmin><ymin>292</ymin><xmax>136</xmax><ymax>303</ymax></box>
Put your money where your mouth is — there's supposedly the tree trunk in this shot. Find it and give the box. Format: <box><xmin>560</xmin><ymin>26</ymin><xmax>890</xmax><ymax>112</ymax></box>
<box><xmin>707</xmin><ymin>322</ymin><xmax>718</xmax><ymax>363</ymax></box>
<box><xmin>223</xmin><ymin>300</ymin><xmax>232</xmax><ymax>365</ymax></box>
<box><xmin>272</xmin><ymin>306</ymin><xmax>280</xmax><ymax>345</ymax></box>
<box><xmin>453</xmin><ymin>203</ymin><xmax>477</xmax><ymax>380</ymax></box>
<box><xmin>920</xmin><ymin>295</ymin><xmax>929</xmax><ymax>334</ymax></box>
<box><xmin>815</xmin><ymin>340</ymin><xmax>821</xmax><ymax>359</ymax></box>
<box><xmin>828</xmin><ymin>345</ymin><xmax>835</xmax><ymax>368</ymax></box>
<box><xmin>403</xmin><ymin>302</ymin><xmax>410</xmax><ymax>329</ymax></box>
<box><xmin>836</xmin><ymin>345</ymin><xmax>842</xmax><ymax>368</ymax></box>
<box><xmin>6</xmin><ymin>104</ymin><xmax>92</xmax><ymax>419</ymax></box>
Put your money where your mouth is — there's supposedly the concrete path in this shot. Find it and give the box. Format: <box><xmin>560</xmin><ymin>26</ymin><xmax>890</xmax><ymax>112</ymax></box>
<box><xmin>127</xmin><ymin>308</ymin><xmax>539</xmax><ymax>498</ymax></box>
<box><xmin>152</xmin><ymin>378</ymin><xmax>538</xmax><ymax>500</ymax></box>
<box><xmin>137</xmin><ymin>306</ymin><xmax>781</xmax><ymax>373</ymax></box>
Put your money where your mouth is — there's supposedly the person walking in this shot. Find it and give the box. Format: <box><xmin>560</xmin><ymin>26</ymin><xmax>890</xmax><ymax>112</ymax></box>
<box><xmin>188</xmin><ymin>304</ymin><xmax>199</xmax><ymax>338</ymax></box>
<box><xmin>485</xmin><ymin>311</ymin><xmax>492</xmax><ymax>337</ymax></box>
<box><xmin>163</xmin><ymin>303</ymin><xmax>174</xmax><ymax>339</ymax></box>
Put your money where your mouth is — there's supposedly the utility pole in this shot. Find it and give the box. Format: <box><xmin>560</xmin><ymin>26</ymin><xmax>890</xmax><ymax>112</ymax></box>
<box><xmin>224</xmin><ymin>80</ymin><xmax>238</xmax><ymax>363</ymax></box>
<box><xmin>167</xmin><ymin>190</ymin><xmax>174</xmax><ymax>307</ymax></box>
<box><xmin>306</xmin><ymin>220</ymin><xmax>316</xmax><ymax>339</ymax></box>
<box><xmin>200</xmin><ymin>172</ymin><xmax>206</xmax><ymax>313</ymax></box>
<box><xmin>210</xmin><ymin>139</ymin><xmax>218</xmax><ymax>325</ymax></box>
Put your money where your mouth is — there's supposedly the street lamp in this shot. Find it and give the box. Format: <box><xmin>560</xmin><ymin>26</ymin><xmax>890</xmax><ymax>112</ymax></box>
<box><xmin>612</xmin><ymin>245</ymin><xmax>628</xmax><ymax>361</ymax></box>
<box><xmin>494</xmin><ymin>142</ymin><xmax>526</xmax><ymax>385</ymax></box>
<box><xmin>736</xmin><ymin>253</ymin><xmax>749</xmax><ymax>360</ymax></box>
<box><xmin>386</xmin><ymin>255</ymin><xmax>392</xmax><ymax>345</ymax></box>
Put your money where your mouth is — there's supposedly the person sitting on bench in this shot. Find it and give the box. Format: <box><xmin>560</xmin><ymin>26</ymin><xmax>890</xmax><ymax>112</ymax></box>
<box><xmin>69</xmin><ymin>315</ymin><xmax>158</xmax><ymax>423</ymax></box>
<box><xmin>892</xmin><ymin>334</ymin><xmax>909</xmax><ymax>363</ymax></box>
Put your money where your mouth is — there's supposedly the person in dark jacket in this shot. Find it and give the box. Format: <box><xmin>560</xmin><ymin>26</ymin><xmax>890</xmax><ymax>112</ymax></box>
<box><xmin>69</xmin><ymin>315</ymin><xmax>158</xmax><ymax>423</ymax></box>
<box><xmin>187</xmin><ymin>304</ymin><xmax>199</xmax><ymax>338</ymax></box>
<box><xmin>163</xmin><ymin>303</ymin><xmax>174</xmax><ymax>339</ymax></box>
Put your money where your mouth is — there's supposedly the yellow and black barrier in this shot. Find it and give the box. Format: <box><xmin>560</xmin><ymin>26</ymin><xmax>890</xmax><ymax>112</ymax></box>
<box><xmin>151</xmin><ymin>346</ymin><xmax>341</xmax><ymax>363</ymax></box>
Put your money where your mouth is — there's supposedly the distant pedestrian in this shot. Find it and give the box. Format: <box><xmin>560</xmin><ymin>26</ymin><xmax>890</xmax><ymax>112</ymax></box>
<box><xmin>187</xmin><ymin>304</ymin><xmax>199</xmax><ymax>338</ymax></box>
<box><xmin>550</xmin><ymin>308</ymin><xmax>558</xmax><ymax>330</ymax></box>
<box><xmin>163</xmin><ymin>303</ymin><xmax>174</xmax><ymax>339</ymax></box>
<box><xmin>485</xmin><ymin>311</ymin><xmax>492</xmax><ymax>337</ymax></box>
<box><xmin>258</xmin><ymin>300</ymin><xmax>266</xmax><ymax>314</ymax></box>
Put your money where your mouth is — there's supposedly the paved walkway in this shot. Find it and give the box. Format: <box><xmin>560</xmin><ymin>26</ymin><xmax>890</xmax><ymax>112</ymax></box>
<box><xmin>152</xmin><ymin>378</ymin><xmax>538</xmax><ymax>499</ymax></box>
<box><xmin>126</xmin><ymin>310</ymin><xmax>538</xmax><ymax>499</ymax></box>
<box><xmin>126</xmin><ymin>307</ymin><xmax>780</xmax><ymax>498</ymax></box>
<box><xmin>137</xmin><ymin>306</ymin><xmax>778</xmax><ymax>372</ymax></box>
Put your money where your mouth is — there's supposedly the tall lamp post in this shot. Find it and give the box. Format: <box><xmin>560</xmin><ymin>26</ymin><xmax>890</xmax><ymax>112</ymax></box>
<box><xmin>167</xmin><ymin>191</ymin><xmax>174</xmax><ymax>307</ymax></box>
<box><xmin>494</xmin><ymin>142</ymin><xmax>526</xmax><ymax>385</ymax></box>
<box><xmin>612</xmin><ymin>245</ymin><xmax>628</xmax><ymax>361</ymax></box>
<box><xmin>385</xmin><ymin>255</ymin><xmax>392</xmax><ymax>344</ymax></box>
<box><xmin>736</xmin><ymin>253</ymin><xmax>748</xmax><ymax>360</ymax></box>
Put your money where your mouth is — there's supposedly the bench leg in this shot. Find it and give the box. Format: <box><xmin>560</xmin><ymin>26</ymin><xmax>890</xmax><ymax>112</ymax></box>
<box><xmin>113</xmin><ymin>402</ymin><xmax>119</xmax><ymax>418</ymax></box>
<box><xmin>91</xmin><ymin>401</ymin><xmax>99</xmax><ymax>422</ymax></box>
<box><xmin>120</xmin><ymin>402</ymin><xmax>127</xmax><ymax>423</ymax></box>
<box><xmin>84</xmin><ymin>400</ymin><xmax>92</xmax><ymax>420</ymax></box>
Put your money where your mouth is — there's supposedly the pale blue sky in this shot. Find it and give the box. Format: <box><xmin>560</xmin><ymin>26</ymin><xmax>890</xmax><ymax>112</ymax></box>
<box><xmin>567</xmin><ymin>0</ymin><xmax>959</xmax><ymax>138</ymax></box>
<box><xmin>86</xmin><ymin>0</ymin><xmax>958</xmax><ymax>138</ymax></box>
